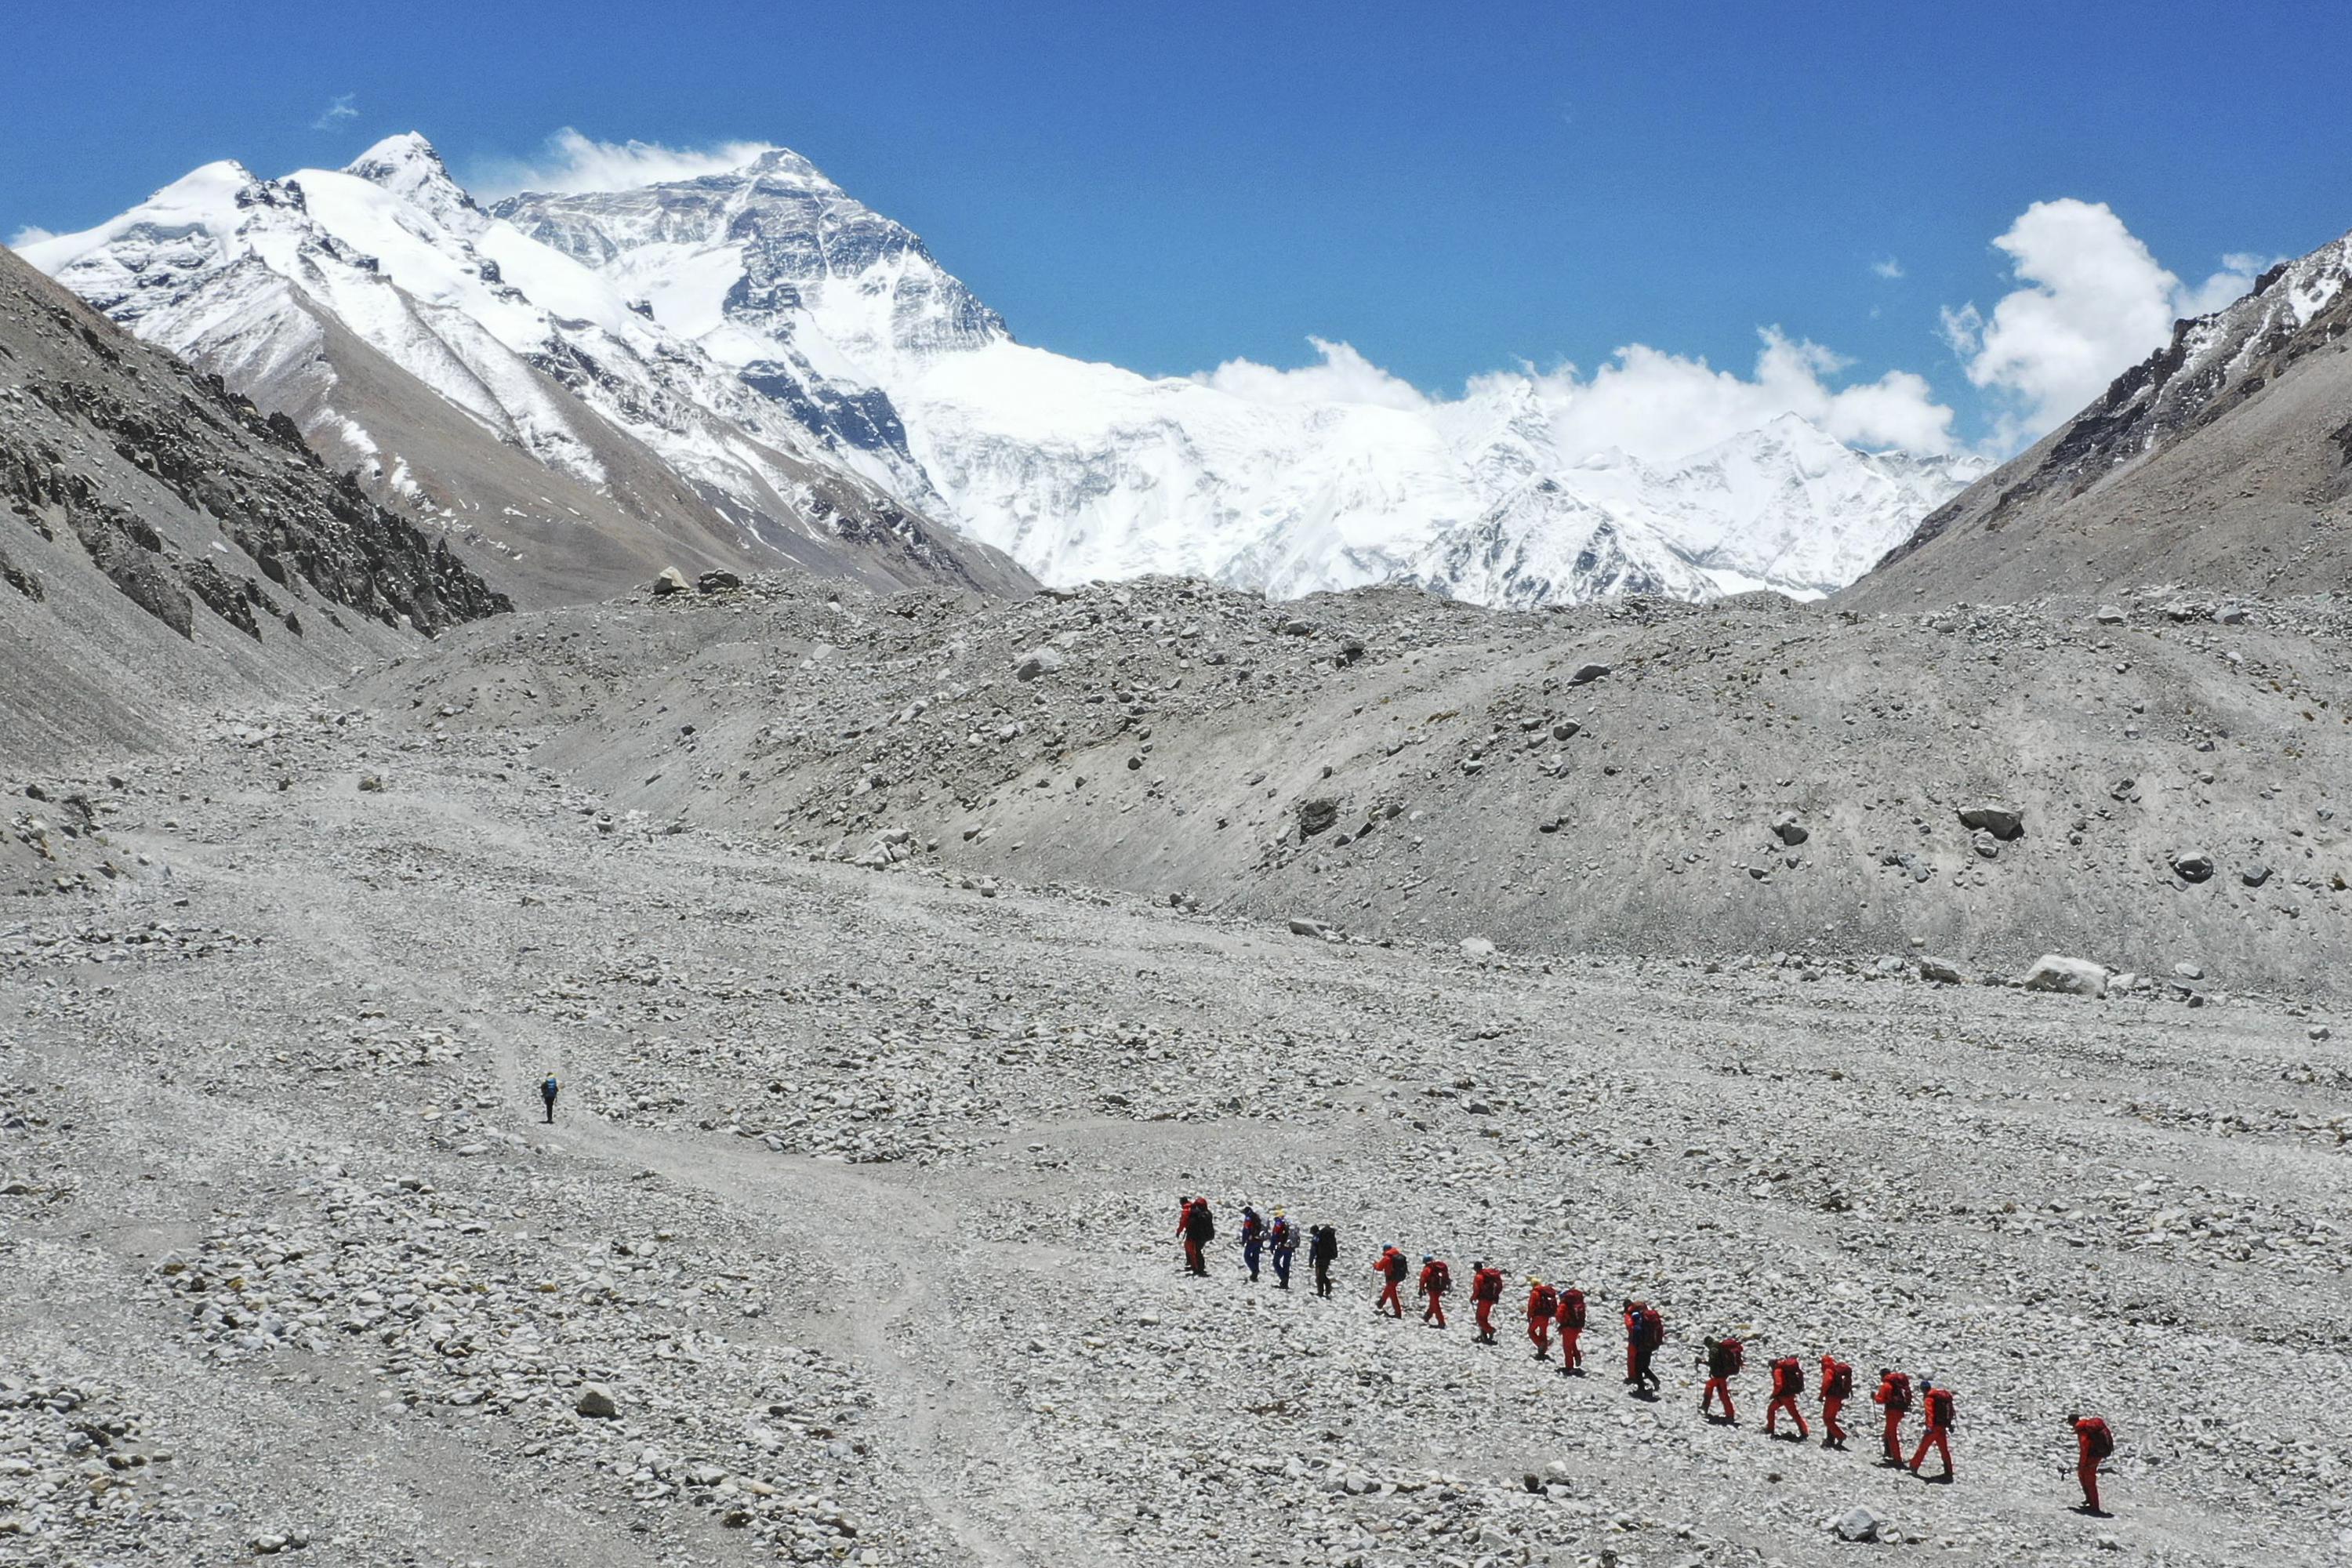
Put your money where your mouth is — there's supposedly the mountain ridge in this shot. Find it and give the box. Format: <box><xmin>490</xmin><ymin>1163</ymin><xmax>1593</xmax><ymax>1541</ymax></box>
<box><xmin>1849</xmin><ymin>223</ymin><xmax>2352</xmax><ymax>607</ymax></box>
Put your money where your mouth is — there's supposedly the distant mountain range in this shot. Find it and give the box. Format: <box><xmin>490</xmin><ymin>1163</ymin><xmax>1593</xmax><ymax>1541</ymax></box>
<box><xmin>24</xmin><ymin>133</ymin><xmax>1988</xmax><ymax>606</ymax></box>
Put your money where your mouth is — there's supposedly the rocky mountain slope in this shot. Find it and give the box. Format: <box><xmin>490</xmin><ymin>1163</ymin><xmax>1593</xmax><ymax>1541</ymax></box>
<box><xmin>17</xmin><ymin>136</ymin><xmax>1029</xmax><ymax>605</ymax></box>
<box><xmin>368</xmin><ymin>570</ymin><xmax>2349</xmax><ymax>997</ymax></box>
<box><xmin>498</xmin><ymin>150</ymin><xmax>1986</xmax><ymax>606</ymax></box>
<box><xmin>0</xmin><ymin>244</ymin><xmax>507</xmax><ymax>774</ymax></box>
<box><xmin>1851</xmin><ymin>226</ymin><xmax>2352</xmax><ymax>608</ymax></box>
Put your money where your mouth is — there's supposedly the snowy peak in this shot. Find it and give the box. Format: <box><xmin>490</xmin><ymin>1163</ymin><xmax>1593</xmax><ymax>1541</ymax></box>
<box><xmin>491</xmin><ymin>147</ymin><xmax>1007</xmax><ymax>372</ymax></box>
<box><xmin>342</xmin><ymin>132</ymin><xmax>479</xmax><ymax>227</ymax></box>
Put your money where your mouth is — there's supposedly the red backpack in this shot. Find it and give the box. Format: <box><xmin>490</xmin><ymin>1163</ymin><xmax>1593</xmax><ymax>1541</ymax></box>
<box><xmin>1926</xmin><ymin>1387</ymin><xmax>1956</xmax><ymax>1429</ymax></box>
<box><xmin>1472</xmin><ymin>1267</ymin><xmax>1502</xmax><ymax>1302</ymax></box>
<box><xmin>1822</xmin><ymin>1359</ymin><xmax>1853</xmax><ymax>1400</ymax></box>
<box><xmin>1531</xmin><ymin>1285</ymin><xmax>1559</xmax><ymax>1318</ymax></box>
<box><xmin>1383</xmin><ymin>1250</ymin><xmax>1408</xmax><ymax>1283</ymax></box>
<box><xmin>1427</xmin><ymin>1261</ymin><xmax>1451</xmax><ymax>1292</ymax></box>
<box><xmin>2081</xmin><ymin>1418</ymin><xmax>2114</xmax><ymax>1460</ymax></box>
<box><xmin>1559</xmin><ymin>1288</ymin><xmax>1586</xmax><ymax>1329</ymax></box>
<box><xmin>1771</xmin><ymin>1356</ymin><xmax>1803</xmax><ymax>1395</ymax></box>
<box><xmin>1879</xmin><ymin>1372</ymin><xmax>1912</xmax><ymax>1412</ymax></box>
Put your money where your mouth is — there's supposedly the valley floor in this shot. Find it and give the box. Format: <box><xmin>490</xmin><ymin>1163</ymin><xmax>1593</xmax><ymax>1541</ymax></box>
<box><xmin>2</xmin><ymin>703</ymin><xmax>2347</xmax><ymax>1568</ymax></box>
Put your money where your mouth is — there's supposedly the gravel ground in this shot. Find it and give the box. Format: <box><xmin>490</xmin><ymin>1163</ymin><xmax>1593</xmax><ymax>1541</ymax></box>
<box><xmin>4</xmin><ymin>701</ymin><xmax>2346</xmax><ymax>1568</ymax></box>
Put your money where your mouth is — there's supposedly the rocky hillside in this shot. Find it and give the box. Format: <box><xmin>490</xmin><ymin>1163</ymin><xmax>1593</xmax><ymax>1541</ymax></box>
<box><xmin>0</xmin><ymin>244</ymin><xmax>509</xmax><ymax>771</ymax></box>
<box><xmin>1850</xmin><ymin>225</ymin><xmax>2352</xmax><ymax>608</ymax></box>
<box><xmin>368</xmin><ymin>572</ymin><xmax>2350</xmax><ymax>996</ymax></box>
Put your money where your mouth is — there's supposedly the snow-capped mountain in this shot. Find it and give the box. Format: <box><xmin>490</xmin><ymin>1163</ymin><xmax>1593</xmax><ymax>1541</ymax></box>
<box><xmin>496</xmin><ymin>152</ymin><xmax>1984</xmax><ymax>604</ymax></box>
<box><xmin>16</xmin><ymin>136</ymin><xmax>1023</xmax><ymax>601</ymax></box>
<box><xmin>24</xmin><ymin>132</ymin><xmax>1980</xmax><ymax>608</ymax></box>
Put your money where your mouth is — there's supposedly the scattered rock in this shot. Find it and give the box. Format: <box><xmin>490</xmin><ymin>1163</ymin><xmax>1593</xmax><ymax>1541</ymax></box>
<box><xmin>1769</xmin><ymin>811</ymin><xmax>1808</xmax><ymax>846</ymax></box>
<box><xmin>1829</xmin><ymin>1504</ymin><xmax>1886</xmax><ymax>1542</ymax></box>
<box><xmin>1958</xmin><ymin>802</ymin><xmax>2025</xmax><ymax>840</ymax></box>
<box><xmin>2020</xmin><ymin>954</ymin><xmax>2108</xmax><ymax>999</ymax></box>
<box><xmin>1567</xmin><ymin>662</ymin><xmax>1610</xmax><ymax>685</ymax></box>
<box><xmin>1460</xmin><ymin>937</ymin><xmax>1497</xmax><ymax>962</ymax></box>
<box><xmin>1012</xmin><ymin>647</ymin><xmax>1065</xmax><ymax>681</ymax></box>
<box><xmin>574</xmin><ymin>1383</ymin><xmax>620</xmax><ymax>1419</ymax></box>
<box><xmin>1296</xmin><ymin>799</ymin><xmax>1339</xmax><ymax>838</ymax></box>
<box><xmin>1917</xmin><ymin>956</ymin><xmax>1965</xmax><ymax>985</ymax></box>
<box><xmin>651</xmin><ymin>567</ymin><xmax>691</xmax><ymax>596</ymax></box>
<box><xmin>696</xmin><ymin>569</ymin><xmax>743</xmax><ymax>593</ymax></box>
<box><xmin>2171</xmin><ymin>850</ymin><xmax>2216</xmax><ymax>884</ymax></box>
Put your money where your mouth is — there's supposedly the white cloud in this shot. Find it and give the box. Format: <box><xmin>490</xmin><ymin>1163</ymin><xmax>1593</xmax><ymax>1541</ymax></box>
<box><xmin>312</xmin><ymin>94</ymin><xmax>358</xmax><ymax>132</ymax></box>
<box><xmin>1871</xmin><ymin>256</ymin><xmax>1905</xmax><ymax>280</ymax></box>
<box><xmin>2176</xmin><ymin>251</ymin><xmax>2276</xmax><ymax>318</ymax></box>
<box><xmin>1515</xmin><ymin>329</ymin><xmax>1958</xmax><ymax>462</ymax></box>
<box><xmin>1195</xmin><ymin>337</ymin><xmax>1429</xmax><ymax>411</ymax></box>
<box><xmin>467</xmin><ymin>128</ymin><xmax>780</xmax><ymax>200</ymax></box>
<box><xmin>1203</xmin><ymin>329</ymin><xmax>1956</xmax><ymax>463</ymax></box>
<box><xmin>7</xmin><ymin>225</ymin><xmax>56</xmax><ymax>250</ymax></box>
<box><xmin>1943</xmin><ymin>199</ymin><xmax>2282</xmax><ymax>448</ymax></box>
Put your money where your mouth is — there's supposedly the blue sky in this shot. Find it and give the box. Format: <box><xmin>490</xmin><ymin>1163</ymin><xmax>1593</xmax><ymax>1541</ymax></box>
<box><xmin>5</xmin><ymin>0</ymin><xmax>2343</xmax><ymax>450</ymax></box>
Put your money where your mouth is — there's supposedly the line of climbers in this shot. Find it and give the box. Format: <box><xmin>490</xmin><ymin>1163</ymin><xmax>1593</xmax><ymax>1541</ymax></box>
<box><xmin>1174</xmin><ymin>1197</ymin><xmax>2118</xmax><ymax>1517</ymax></box>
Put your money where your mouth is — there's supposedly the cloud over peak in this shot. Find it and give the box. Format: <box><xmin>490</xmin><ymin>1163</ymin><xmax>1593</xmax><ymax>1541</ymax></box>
<box><xmin>1943</xmin><ymin>199</ymin><xmax>2279</xmax><ymax>448</ymax></box>
<box><xmin>466</xmin><ymin>129</ymin><xmax>781</xmax><ymax>200</ymax></box>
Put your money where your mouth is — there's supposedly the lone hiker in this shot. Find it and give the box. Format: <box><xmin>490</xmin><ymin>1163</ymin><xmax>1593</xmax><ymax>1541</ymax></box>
<box><xmin>1373</xmin><ymin>1244</ymin><xmax>1409</xmax><ymax>1319</ymax></box>
<box><xmin>1526</xmin><ymin>1279</ymin><xmax>1559</xmax><ymax>1359</ymax></box>
<box><xmin>1417</xmin><ymin>1254</ymin><xmax>1451</xmax><ymax>1329</ymax></box>
<box><xmin>1268</xmin><ymin>1210</ymin><xmax>1298</xmax><ymax>1290</ymax></box>
<box><xmin>1909</xmin><ymin>1379</ymin><xmax>1957</xmax><ymax>1483</ymax></box>
<box><xmin>2068</xmin><ymin>1413</ymin><xmax>2114</xmax><ymax>1515</ymax></box>
<box><xmin>1873</xmin><ymin>1367</ymin><xmax>1913</xmax><ymax>1466</ymax></box>
<box><xmin>1308</xmin><ymin>1223</ymin><xmax>1338</xmax><ymax>1298</ymax></box>
<box><xmin>1764</xmin><ymin>1353</ymin><xmax>1810</xmax><ymax>1439</ymax></box>
<box><xmin>539</xmin><ymin>1075</ymin><xmax>559</xmax><ymax>1124</ymax></box>
<box><xmin>1556</xmin><ymin>1285</ymin><xmax>1587</xmax><ymax>1376</ymax></box>
<box><xmin>1468</xmin><ymin>1260</ymin><xmax>1504</xmax><ymax>1343</ymax></box>
<box><xmin>1819</xmin><ymin>1354</ymin><xmax>1854</xmax><ymax>1449</ymax></box>
<box><xmin>1700</xmin><ymin>1334</ymin><xmax>1744</xmax><ymax>1423</ymax></box>
<box><xmin>1239</xmin><ymin>1205</ymin><xmax>1266</xmax><ymax>1283</ymax></box>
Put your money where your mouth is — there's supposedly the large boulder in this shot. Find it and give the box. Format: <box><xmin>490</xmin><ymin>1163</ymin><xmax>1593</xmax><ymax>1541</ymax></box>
<box><xmin>1012</xmin><ymin>647</ymin><xmax>1065</xmax><ymax>681</ymax></box>
<box><xmin>1296</xmin><ymin>799</ymin><xmax>1340</xmax><ymax>838</ymax></box>
<box><xmin>1957</xmin><ymin>802</ymin><xmax>2025</xmax><ymax>840</ymax></box>
<box><xmin>1568</xmin><ymin>662</ymin><xmax>1610</xmax><ymax>685</ymax></box>
<box><xmin>575</xmin><ymin>1383</ymin><xmax>620</xmax><ymax>1419</ymax></box>
<box><xmin>2170</xmin><ymin>849</ymin><xmax>2216</xmax><ymax>884</ymax></box>
<box><xmin>1917</xmin><ymin>956</ymin><xmax>1965</xmax><ymax>985</ymax></box>
<box><xmin>696</xmin><ymin>569</ymin><xmax>742</xmax><ymax>593</ymax></box>
<box><xmin>1769</xmin><ymin>811</ymin><xmax>1809</xmax><ymax>846</ymax></box>
<box><xmin>2020</xmin><ymin>954</ymin><xmax>2107</xmax><ymax>999</ymax></box>
<box><xmin>1828</xmin><ymin>1506</ymin><xmax>1885</xmax><ymax>1543</ymax></box>
<box><xmin>650</xmin><ymin>566</ymin><xmax>691</xmax><ymax>596</ymax></box>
